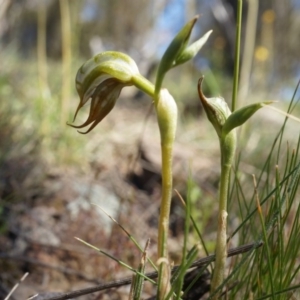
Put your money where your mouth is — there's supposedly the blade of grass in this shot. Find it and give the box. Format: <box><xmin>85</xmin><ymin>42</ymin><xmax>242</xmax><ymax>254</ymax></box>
<box><xmin>275</xmin><ymin>166</ymin><xmax>284</xmax><ymax>292</ymax></box>
<box><xmin>92</xmin><ymin>203</ymin><xmax>157</xmax><ymax>271</ymax></box>
<box><xmin>275</xmin><ymin>80</ymin><xmax>300</xmax><ymax>163</ymax></box>
<box><xmin>207</xmin><ymin>239</ymin><xmax>263</xmax><ymax>300</ymax></box>
<box><xmin>229</xmin><ymin>161</ymin><xmax>300</xmax><ymax>240</ymax></box>
<box><xmin>182</xmin><ymin>264</ymin><xmax>210</xmax><ymax>297</ymax></box>
<box><xmin>173</xmin><ymin>178</ymin><xmax>193</xmax><ymax>300</ymax></box>
<box><xmin>166</xmin><ymin>244</ymin><xmax>200</xmax><ymax>300</ymax></box>
<box><xmin>231</xmin><ymin>0</ymin><xmax>243</xmax><ymax>112</ymax></box>
<box><xmin>174</xmin><ymin>189</ymin><xmax>212</xmax><ymax>271</ymax></box>
<box><xmin>74</xmin><ymin>237</ymin><xmax>156</xmax><ymax>285</ymax></box>
<box><xmin>255</xmin><ymin>284</ymin><xmax>300</xmax><ymax>300</ymax></box>
<box><xmin>128</xmin><ymin>274</ymin><xmax>136</xmax><ymax>300</ymax></box>
<box><xmin>248</xmin><ymin>81</ymin><xmax>300</xmax><ymax>204</ymax></box>
<box><xmin>253</xmin><ymin>175</ymin><xmax>275</xmax><ymax>300</ymax></box>
<box><xmin>59</xmin><ymin>0</ymin><xmax>72</xmax><ymax>127</ymax></box>
<box><xmin>131</xmin><ymin>239</ymin><xmax>150</xmax><ymax>300</ymax></box>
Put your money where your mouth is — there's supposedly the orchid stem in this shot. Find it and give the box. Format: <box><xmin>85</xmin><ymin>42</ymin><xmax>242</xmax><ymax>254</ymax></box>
<box><xmin>210</xmin><ymin>134</ymin><xmax>236</xmax><ymax>299</ymax></box>
<box><xmin>154</xmin><ymin>90</ymin><xmax>177</xmax><ymax>300</ymax></box>
<box><xmin>132</xmin><ymin>75</ymin><xmax>155</xmax><ymax>98</ymax></box>
<box><xmin>157</xmin><ymin>143</ymin><xmax>173</xmax><ymax>299</ymax></box>
<box><xmin>157</xmin><ymin>143</ymin><xmax>173</xmax><ymax>257</ymax></box>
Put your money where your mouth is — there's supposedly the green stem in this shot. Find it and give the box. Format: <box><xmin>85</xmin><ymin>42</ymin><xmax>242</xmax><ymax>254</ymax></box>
<box><xmin>210</xmin><ymin>165</ymin><xmax>230</xmax><ymax>295</ymax></box>
<box><xmin>157</xmin><ymin>142</ymin><xmax>173</xmax><ymax>300</ymax></box>
<box><xmin>231</xmin><ymin>0</ymin><xmax>243</xmax><ymax>112</ymax></box>
<box><xmin>132</xmin><ymin>74</ymin><xmax>155</xmax><ymax>98</ymax></box>
<box><xmin>60</xmin><ymin>0</ymin><xmax>72</xmax><ymax>127</ymax></box>
<box><xmin>155</xmin><ymin>90</ymin><xmax>177</xmax><ymax>299</ymax></box>
<box><xmin>210</xmin><ymin>133</ymin><xmax>236</xmax><ymax>298</ymax></box>
<box><xmin>158</xmin><ymin>143</ymin><xmax>173</xmax><ymax>259</ymax></box>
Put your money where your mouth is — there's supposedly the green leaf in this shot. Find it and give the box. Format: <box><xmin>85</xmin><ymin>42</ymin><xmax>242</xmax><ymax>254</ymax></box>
<box><xmin>155</xmin><ymin>16</ymin><xmax>198</xmax><ymax>94</ymax></box>
<box><xmin>222</xmin><ymin>101</ymin><xmax>273</xmax><ymax>137</ymax></box>
<box><xmin>131</xmin><ymin>239</ymin><xmax>150</xmax><ymax>300</ymax></box>
<box><xmin>173</xmin><ymin>30</ymin><xmax>212</xmax><ymax>67</ymax></box>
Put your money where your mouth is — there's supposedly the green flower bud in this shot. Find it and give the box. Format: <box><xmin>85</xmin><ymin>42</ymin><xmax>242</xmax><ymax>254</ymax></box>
<box><xmin>155</xmin><ymin>16</ymin><xmax>212</xmax><ymax>95</ymax></box>
<box><xmin>198</xmin><ymin>77</ymin><xmax>273</xmax><ymax>140</ymax></box>
<box><xmin>157</xmin><ymin>16</ymin><xmax>198</xmax><ymax>77</ymax></box>
<box><xmin>173</xmin><ymin>30</ymin><xmax>213</xmax><ymax>67</ymax></box>
<box><xmin>198</xmin><ymin>77</ymin><xmax>231</xmax><ymax>138</ymax></box>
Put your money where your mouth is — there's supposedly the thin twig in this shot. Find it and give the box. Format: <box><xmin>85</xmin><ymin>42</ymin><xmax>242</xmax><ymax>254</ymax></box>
<box><xmin>4</xmin><ymin>272</ymin><xmax>29</xmax><ymax>300</ymax></box>
<box><xmin>45</xmin><ymin>241</ymin><xmax>263</xmax><ymax>300</ymax></box>
<box><xmin>27</xmin><ymin>294</ymin><xmax>39</xmax><ymax>300</ymax></box>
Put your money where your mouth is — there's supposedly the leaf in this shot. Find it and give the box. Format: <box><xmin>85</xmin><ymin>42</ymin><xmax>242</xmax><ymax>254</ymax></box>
<box><xmin>222</xmin><ymin>101</ymin><xmax>273</xmax><ymax>137</ymax></box>
<box><xmin>155</xmin><ymin>16</ymin><xmax>198</xmax><ymax>93</ymax></box>
<box><xmin>173</xmin><ymin>30</ymin><xmax>213</xmax><ymax>67</ymax></box>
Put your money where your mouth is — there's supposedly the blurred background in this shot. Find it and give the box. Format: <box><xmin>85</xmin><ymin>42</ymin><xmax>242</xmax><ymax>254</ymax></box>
<box><xmin>0</xmin><ymin>0</ymin><xmax>300</xmax><ymax>299</ymax></box>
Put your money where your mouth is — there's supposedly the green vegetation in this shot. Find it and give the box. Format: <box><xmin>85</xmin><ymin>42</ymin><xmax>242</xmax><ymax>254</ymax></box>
<box><xmin>68</xmin><ymin>11</ymin><xmax>300</xmax><ymax>300</ymax></box>
<box><xmin>1</xmin><ymin>1</ymin><xmax>300</xmax><ymax>300</ymax></box>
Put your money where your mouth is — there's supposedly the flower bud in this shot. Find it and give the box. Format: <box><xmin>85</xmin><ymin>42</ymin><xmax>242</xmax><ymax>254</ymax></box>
<box><xmin>198</xmin><ymin>77</ymin><xmax>273</xmax><ymax>140</ymax></box>
<box><xmin>155</xmin><ymin>16</ymin><xmax>212</xmax><ymax>94</ymax></box>
<box><xmin>198</xmin><ymin>77</ymin><xmax>231</xmax><ymax>138</ymax></box>
<box><xmin>174</xmin><ymin>30</ymin><xmax>213</xmax><ymax>67</ymax></box>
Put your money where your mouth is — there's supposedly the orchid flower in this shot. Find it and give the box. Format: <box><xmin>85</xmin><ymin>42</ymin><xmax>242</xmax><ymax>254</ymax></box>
<box><xmin>70</xmin><ymin>51</ymin><xmax>154</xmax><ymax>133</ymax></box>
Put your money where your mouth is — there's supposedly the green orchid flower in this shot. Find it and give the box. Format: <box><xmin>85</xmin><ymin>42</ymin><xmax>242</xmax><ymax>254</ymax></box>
<box><xmin>70</xmin><ymin>51</ymin><xmax>153</xmax><ymax>133</ymax></box>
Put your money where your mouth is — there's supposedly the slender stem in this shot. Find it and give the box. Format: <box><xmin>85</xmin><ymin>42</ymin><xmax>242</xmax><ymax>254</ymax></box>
<box><xmin>255</xmin><ymin>183</ymin><xmax>276</xmax><ymax>300</ymax></box>
<box><xmin>154</xmin><ymin>90</ymin><xmax>177</xmax><ymax>299</ymax></box>
<box><xmin>59</xmin><ymin>0</ymin><xmax>72</xmax><ymax>127</ymax></box>
<box><xmin>37</xmin><ymin>2</ymin><xmax>49</xmax><ymax>100</ymax></box>
<box><xmin>211</xmin><ymin>133</ymin><xmax>236</xmax><ymax>298</ymax></box>
<box><xmin>37</xmin><ymin>2</ymin><xmax>50</xmax><ymax>135</ymax></box>
<box><xmin>210</xmin><ymin>164</ymin><xmax>230</xmax><ymax>295</ymax></box>
<box><xmin>238</xmin><ymin>0</ymin><xmax>258</xmax><ymax>105</ymax></box>
<box><xmin>158</xmin><ymin>144</ymin><xmax>173</xmax><ymax>258</ymax></box>
<box><xmin>132</xmin><ymin>74</ymin><xmax>155</xmax><ymax>99</ymax></box>
<box><xmin>231</xmin><ymin>0</ymin><xmax>243</xmax><ymax>112</ymax></box>
<box><xmin>157</xmin><ymin>143</ymin><xmax>173</xmax><ymax>299</ymax></box>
